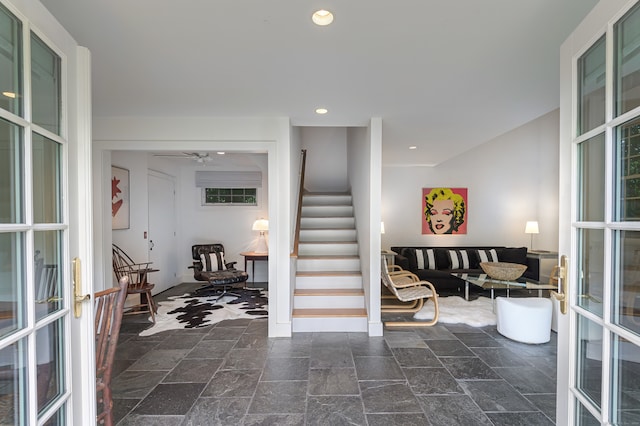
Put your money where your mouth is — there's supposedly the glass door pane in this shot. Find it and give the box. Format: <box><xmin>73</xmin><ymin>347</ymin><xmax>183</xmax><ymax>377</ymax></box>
<box><xmin>0</xmin><ymin>3</ymin><xmax>22</xmax><ymax>117</ymax></box>
<box><xmin>577</xmin><ymin>229</ymin><xmax>605</xmax><ymax>316</ymax></box>
<box><xmin>32</xmin><ymin>133</ymin><xmax>61</xmax><ymax>223</ymax></box>
<box><xmin>30</xmin><ymin>34</ymin><xmax>60</xmax><ymax>135</ymax></box>
<box><xmin>616</xmin><ymin>117</ymin><xmax>640</xmax><ymax>221</ymax></box>
<box><xmin>579</xmin><ymin>36</ymin><xmax>606</xmax><ymax>135</ymax></box>
<box><xmin>0</xmin><ymin>340</ymin><xmax>26</xmax><ymax>425</ymax></box>
<box><xmin>578</xmin><ymin>133</ymin><xmax>606</xmax><ymax>222</ymax></box>
<box><xmin>576</xmin><ymin>315</ymin><xmax>603</xmax><ymax>409</ymax></box>
<box><xmin>36</xmin><ymin>319</ymin><xmax>64</xmax><ymax>415</ymax></box>
<box><xmin>34</xmin><ymin>231</ymin><xmax>62</xmax><ymax>319</ymax></box>
<box><xmin>0</xmin><ymin>118</ymin><xmax>23</xmax><ymax>224</ymax></box>
<box><xmin>0</xmin><ymin>232</ymin><xmax>25</xmax><ymax>339</ymax></box>
<box><xmin>611</xmin><ymin>334</ymin><xmax>640</xmax><ymax>424</ymax></box>
<box><xmin>615</xmin><ymin>230</ymin><xmax>640</xmax><ymax>334</ymax></box>
<box><xmin>615</xmin><ymin>3</ymin><xmax>640</xmax><ymax>116</ymax></box>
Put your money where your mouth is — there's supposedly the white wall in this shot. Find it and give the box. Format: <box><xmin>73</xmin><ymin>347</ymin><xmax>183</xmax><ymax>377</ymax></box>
<box><xmin>302</xmin><ymin>127</ymin><xmax>349</xmax><ymax>192</ymax></box>
<box><xmin>177</xmin><ymin>154</ymin><xmax>269</xmax><ymax>283</ymax></box>
<box><xmin>382</xmin><ymin>109</ymin><xmax>560</xmax><ymax>251</ymax></box>
<box><xmin>347</xmin><ymin>119</ymin><xmax>383</xmax><ymax>336</ymax></box>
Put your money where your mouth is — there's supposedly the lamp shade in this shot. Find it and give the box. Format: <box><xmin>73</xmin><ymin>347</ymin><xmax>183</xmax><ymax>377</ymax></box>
<box><xmin>525</xmin><ymin>221</ymin><xmax>539</xmax><ymax>234</ymax></box>
<box><xmin>252</xmin><ymin>219</ymin><xmax>269</xmax><ymax>232</ymax></box>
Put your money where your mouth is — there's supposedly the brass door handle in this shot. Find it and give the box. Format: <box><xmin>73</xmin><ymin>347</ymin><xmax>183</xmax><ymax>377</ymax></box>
<box><xmin>73</xmin><ymin>258</ymin><xmax>90</xmax><ymax>318</ymax></box>
<box><xmin>550</xmin><ymin>255</ymin><xmax>569</xmax><ymax>315</ymax></box>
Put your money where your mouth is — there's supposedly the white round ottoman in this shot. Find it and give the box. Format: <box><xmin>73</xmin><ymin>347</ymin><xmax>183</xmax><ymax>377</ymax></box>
<box><xmin>496</xmin><ymin>297</ymin><xmax>552</xmax><ymax>344</ymax></box>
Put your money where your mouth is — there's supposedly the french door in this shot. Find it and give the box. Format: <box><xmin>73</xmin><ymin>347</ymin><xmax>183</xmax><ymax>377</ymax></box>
<box><xmin>0</xmin><ymin>1</ymin><xmax>94</xmax><ymax>424</ymax></box>
<box><xmin>559</xmin><ymin>0</ymin><xmax>640</xmax><ymax>424</ymax></box>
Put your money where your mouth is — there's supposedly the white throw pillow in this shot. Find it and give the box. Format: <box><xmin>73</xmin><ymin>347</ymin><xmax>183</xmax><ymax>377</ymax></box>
<box><xmin>200</xmin><ymin>252</ymin><xmax>226</xmax><ymax>271</ymax></box>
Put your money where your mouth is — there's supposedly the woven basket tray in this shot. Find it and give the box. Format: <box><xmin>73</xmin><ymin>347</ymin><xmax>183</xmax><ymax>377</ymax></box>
<box><xmin>479</xmin><ymin>262</ymin><xmax>527</xmax><ymax>281</ymax></box>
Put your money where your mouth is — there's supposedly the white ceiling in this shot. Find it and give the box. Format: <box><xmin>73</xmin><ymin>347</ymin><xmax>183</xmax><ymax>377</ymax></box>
<box><xmin>42</xmin><ymin>0</ymin><xmax>598</xmax><ymax>166</ymax></box>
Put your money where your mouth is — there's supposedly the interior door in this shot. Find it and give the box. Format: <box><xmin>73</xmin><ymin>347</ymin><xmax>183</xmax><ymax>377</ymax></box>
<box><xmin>0</xmin><ymin>1</ymin><xmax>94</xmax><ymax>424</ymax></box>
<box><xmin>559</xmin><ymin>1</ymin><xmax>640</xmax><ymax>424</ymax></box>
<box><xmin>148</xmin><ymin>171</ymin><xmax>177</xmax><ymax>293</ymax></box>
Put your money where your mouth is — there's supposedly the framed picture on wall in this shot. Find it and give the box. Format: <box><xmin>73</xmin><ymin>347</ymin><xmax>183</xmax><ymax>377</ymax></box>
<box><xmin>112</xmin><ymin>166</ymin><xmax>130</xmax><ymax>230</ymax></box>
<box><xmin>422</xmin><ymin>187</ymin><xmax>468</xmax><ymax>235</ymax></box>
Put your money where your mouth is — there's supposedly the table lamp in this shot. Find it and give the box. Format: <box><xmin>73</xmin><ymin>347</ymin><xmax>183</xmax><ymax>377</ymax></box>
<box><xmin>252</xmin><ymin>219</ymin><xmax>269</xmax><ymax>253</ymax></box>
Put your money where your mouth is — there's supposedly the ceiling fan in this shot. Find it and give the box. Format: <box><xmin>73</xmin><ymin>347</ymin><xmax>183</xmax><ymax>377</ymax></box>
<box><xmin>153</xmin><ymin>152</ymin><xmax>213</xmax><ymax>163</ymax></box>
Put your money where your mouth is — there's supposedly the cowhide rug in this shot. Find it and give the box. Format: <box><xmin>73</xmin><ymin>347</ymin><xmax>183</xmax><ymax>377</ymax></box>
<box><xmin>413</xmin><ymin>296</ymin><xmax>496</xmax><ymax>327</ymax></box>
<box><xmin>139</xmin><ymin>288</ymin><xmax>268</xmax><ymax>336</ymax></box>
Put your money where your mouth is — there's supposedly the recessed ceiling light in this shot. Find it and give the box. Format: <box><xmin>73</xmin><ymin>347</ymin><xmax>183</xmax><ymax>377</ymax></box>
<box><xmin>217</xmin><ymin>151</ymin><xmax>225</xmax><ymax>155</ymax></box>
<box><xmin>315</xmin><ymin>108</ymin><xmax>328</xmax><ymax>114</ymax></box>
<box><xmin>409</xmin><ymin>146</ymin><xmax>417</xmax><ymax>150</ymax></box>
<box><xmin>2</xmin><ymin>91</ymin><xmax>16</xmax><ymax>98</ymax></box>
<box><xmin>312</xmin><ymin>10</ymin><xmax>334</xmax><ymax>26</ymax></box>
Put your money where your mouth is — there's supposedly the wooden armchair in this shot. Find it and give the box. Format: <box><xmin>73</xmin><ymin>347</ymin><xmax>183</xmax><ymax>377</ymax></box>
<box><xmin>112</xmin><ymin>244</ymin><xmax>158</xmax><ymax>322</ymax></box>
<box><xmin>381</xmin><ymin>259</ymin><xmax>439</xmax><ymax>327</ymax></box>
<box><xmin>95</xmin><ymin>278</ymin><xmax>128</xmax><ymax>426</ymax></box>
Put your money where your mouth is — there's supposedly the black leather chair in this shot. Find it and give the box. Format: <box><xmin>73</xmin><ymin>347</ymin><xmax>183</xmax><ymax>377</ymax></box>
<box><xmin>189</xmin><ymin>244</ymin><xmax>249</xmax><ymax>298</ymax></box>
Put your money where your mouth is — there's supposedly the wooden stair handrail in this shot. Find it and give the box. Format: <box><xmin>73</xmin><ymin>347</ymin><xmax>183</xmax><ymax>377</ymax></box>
<box><xmin>292</xmin><ymin>149</ymin><xmax>307</xmax><ymax>257</ymax></box>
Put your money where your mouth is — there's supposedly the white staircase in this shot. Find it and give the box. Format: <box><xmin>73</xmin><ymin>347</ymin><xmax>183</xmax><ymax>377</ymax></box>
<box><xmin>292</xmin><ymin>193</ymin><xmax>368</xmax><ymax>332</ymax></box>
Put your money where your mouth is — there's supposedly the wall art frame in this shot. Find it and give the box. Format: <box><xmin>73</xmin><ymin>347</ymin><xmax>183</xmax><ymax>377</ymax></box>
<box><xmin>111</xmin><ymin>166</ymin><xmax>130</xmax><ymax>230</ymax></box>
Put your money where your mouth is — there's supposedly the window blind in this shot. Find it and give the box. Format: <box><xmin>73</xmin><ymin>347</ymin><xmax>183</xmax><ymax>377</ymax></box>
<box><xmin>195</xmin><ymin>171</ymin><xmax>262</xmax><ymax>188</ymax></box>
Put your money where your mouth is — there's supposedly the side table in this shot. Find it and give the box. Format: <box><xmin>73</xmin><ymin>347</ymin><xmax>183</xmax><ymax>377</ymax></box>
<box><xmin>240</xmin><ymin>251</ymin><xmax>268</xmax><ymax>286</ymax></box>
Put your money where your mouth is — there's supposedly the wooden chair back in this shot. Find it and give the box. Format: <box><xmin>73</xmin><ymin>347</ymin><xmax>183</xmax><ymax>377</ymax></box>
<box><xmin>95</xmin><ymin>277</ymin><xmax>128</xmax><ymax>426</ymax></box>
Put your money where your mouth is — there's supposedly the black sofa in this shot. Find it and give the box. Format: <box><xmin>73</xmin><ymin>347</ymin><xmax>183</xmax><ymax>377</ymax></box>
<box><xmin>390</xmin><ymin>246</ymin><xmax>536</xmax><ymax>293</ymax></box>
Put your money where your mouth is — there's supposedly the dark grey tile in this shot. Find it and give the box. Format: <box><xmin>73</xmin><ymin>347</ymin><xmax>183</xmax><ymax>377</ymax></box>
<box><xmin>486</xmin><ymin>411</ymin><xmax>555</xmax><ymax>426</ymax></box>
<box><xmin>454</xmin><ymin>332</ymin><xmax>502</xmax><ymax>348</ymax></box>
<box><xmin>268</xmin><ymin>339</ymin><xmax>312</xmax><ymax>358</ymax></box>
<box><xmin>495</xmin><ymin>366</ymin><xmax>557</xmax><ymax>394</ymax></box>
<box><xmin>306</xmin><ymin>395</ymin><xmax>366</xmax><ymax>425</ymax></box>
<box><xmin>111</xmin><ymin>370</ymin><xmax>168</xmax><ymax>398</ymax></box>
<box><xmin>443</xmin><ymin>323</ymin><xmax>486</xmax><ymax>333</ymax></box>
<box><xmin>309</xmin><ymin>346</ymin><xmax>354</xmax><ymax>368</ymax></box>
<box><xmin>217</xmin><ymin>318</ymin><xmax>253</xmax><ymax>327</ymax></box>
<box><xmin>308</xmin><ymin>368</ymin><xmax>359</xmax><ymax>395</ymax></box>
<box><xmin>426</xmin><ymin>339</ymin><xmax>475</xmax><ymax>357</ymax></box>
<box><xmin>221</xmin><ymin>348</ymin><xmax>268</xmax><ymax>370</ymax></box>
<box><xmin>154</xmin><ymin>334</ymin><xmax>203</xmax><ymax>350</ymax></box>
<box><xmin>404</xmin><ymin>367</ymin><xmax>463</xmax><ymax>395</ymax></box>
<box><xmin>112</xmin><ymin>398</ymin><xmax>140</xmax><ymax>424</ymax></box>
<box><xmin>202</xmin><ymin>369</ymin><xmax>262</xmax><ymax>397</ymax></box>
<box><xmin>359</xmin><ymin>381</ymin><xmax>422</xmax><ymax>413</ymax></box>
<box><xmin>162</xmin><ymin>358</ymin><xmax>223</xmax><ymax>383</ymax></box>
<box><xmin>415</xmin><ymin>394</ymin><xmax>493</xmax><ymax>426</ymax></box>
<box><xmin>414</xmin><ymin>325</ymin><xmax>458</xmax><ymax>340</ymax></box>
<box><xmin>242</xmin><ymin>413</ymin><xmax>305</xmax><ymax>425</ymax></box>
<box><xmin>186</xmin><ymin>340</ymin><xmax>236</xmax><ymax>358</ymax></box>
<box><xmin>182</xmin><ymin>397</ymin><xmax>250</xmax><ymax>426</ymax></box>
<box><xmin>248</xmin><ymin>381</ymin><xmax>308</xmax><ymax>414</ymax></box>
<box><xmin>366</xmin><ymin>413</ymin><xmax>430</xmax><ymax>425</ymax></box>
<box><xmin>115</xmin><ymin>341</ymin><xmax>159</xmax><ymax>360</ymax></box>
<box><xmin>117</xmin><ymin>414</ymin><xmax>184</xmax><ymax>425</ymax></box>
<box><xmin>500</xmin><ymin>338</ymin><xmax>558</xmax><ymax>358</ymax></box>
<box><xmin>439</xmin><ymin>357</ymin><xmax>501</xmax><ymax>380</ymax></box>
<box><xmin>348</xmin><ymin>335</ymin><xmax>393</xmax><ymax>356</ymax></box>
<box><xmin>471</xmin><ymin>347</ymin><xmax>533</xmax><ymax>368</ymax></box>
<box><xmin>262</xmin><ymin>357</ymin><xmax>309</xmax><ymax>381</ymax></box>
<box><xmin>311</xmin><ymin>332</ymin><xmax>350</xmax><ymax>347</ymax></box>
<box><xmin>128</xmin><ymin>349</ymin><xmax>190</xmax><ymax>371</ymax></box>
<box><xmin>234</xmin><ymin>334</ymin><xmax>270</xmax><ymax>349</ymax></box>
<box><xmin>527</xmin><ymin>355</ymin><xmax>558</xmax><ymax>380</ymax></box>
<box><xmin>112</xmin><ymin>359</ymin><xmax>136</xmax><ymax>379</ymax></box>
<box><xmin>459</xmin><ymin>380</ymin><xmax>537</xmax><ymax>412</ymax></box>
<box><xmin>384</xmin><ymin>331</ymin><xmax>428</xmax><ymax>348</ymax></box>
<box><xmin>391</xmin><ymin>347</ymin><xmax>441</xmax><ymax>367</ymax></box>
<box><xmin>354</xmin><ymin>356</ymin><xmax>404</xmax><ymax>380</ymax></box>
<box><xmin>131</xmin><ymin>383</ymin><xmax>205</xmax><ymax>415</ymax></box>
<box><xmin>526</xmin><ymin>393</ymin><xmax>557</xmax><ymax>421</ymax></box>
<box><xmin>203</xmin><ymin>326</ymin><xmax>246</xmax><ymax>340</ymax></box>
<box><xmin>245</xmin><ymin>319</ymin><xmax>268</xmax><ymax>334</ymax></box>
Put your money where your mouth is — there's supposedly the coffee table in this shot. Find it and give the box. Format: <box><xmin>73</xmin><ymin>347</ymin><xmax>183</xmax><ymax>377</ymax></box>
<box><xmin>451</xmin><ymin>273</ymin><xmax>557</xmax><ymax>302</ymax></box>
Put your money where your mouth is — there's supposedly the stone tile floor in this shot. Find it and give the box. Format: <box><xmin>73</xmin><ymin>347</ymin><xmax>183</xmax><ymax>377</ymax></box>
<box><xmin>112</xmin><ymin>285</ymin><xmax>557</xmax><ymax>425</ymax></box>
